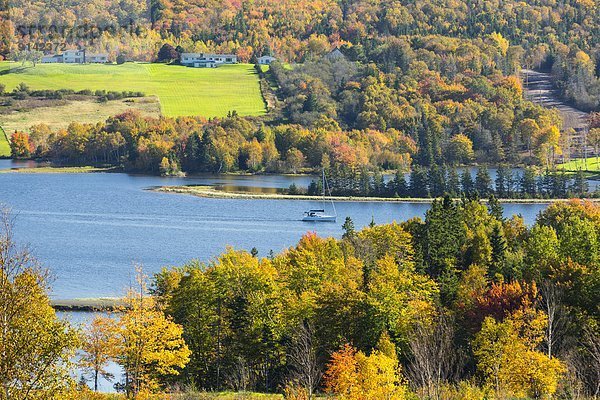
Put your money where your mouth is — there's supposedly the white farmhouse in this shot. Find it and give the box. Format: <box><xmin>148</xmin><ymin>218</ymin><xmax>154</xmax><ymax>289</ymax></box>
<box><xmin>180</xmin><ymin>53</ymin><xmax>237</xmax><ymax>68</ymax></box>
<box><xmin>62</xmin><ymin>49</ymin><xmax>85</xmax><ymax>63</ymax></box>
<box><xmin>87</xmin><ymin>54</ymin><xmax>109</xmax><ymax>63</ymax></box>
<box><xmin>257</xmin><ymin>55</ymin><xmax>277</xmax><ymax>65</ymax></box>
<box><xmin>41</xmin><ymin>54</ymin><xmax>62</xmax><ymax>63</ymax></box>
<box><xmin>40</xmin><ymin>49</ymin><xmax>110</xmax><ymax>64</ymax></box>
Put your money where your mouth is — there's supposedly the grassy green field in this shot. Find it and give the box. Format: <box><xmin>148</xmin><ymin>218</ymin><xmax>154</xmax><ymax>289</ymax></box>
<box><xmin>0</xmin><ymin>125</ymin><xmax>10</xmax><ymax>157</ymax></box>
<box><xmin>558</xmin><ymin>157</ymin><xmax>600</xmax><ymax>172</ymax></box>
<box><xmin>0</xmin><ymin>62</ymin><xmax>266</xmax><ymax>118</ymax></box>
<box><xmin>1</xmin><ymin>97</ymin><xmax>160</xmax><ymax>133</ymax></box>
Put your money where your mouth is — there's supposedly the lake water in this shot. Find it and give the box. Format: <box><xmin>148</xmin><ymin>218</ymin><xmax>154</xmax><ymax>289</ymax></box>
<box><xmin>0</xmin><ymin>160</ymin><xmax>552</xmax><ymax>299</ymax></box>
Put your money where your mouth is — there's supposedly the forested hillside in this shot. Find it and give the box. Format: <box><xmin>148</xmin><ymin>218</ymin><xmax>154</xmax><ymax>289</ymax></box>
<box><xmin>1</xmin><ymin>0</ymin><xmax>599</xmax><ymax>179</ymax></box>
<box><xmin>149</xmin><ymin>199</ymin><xmax>600</xmax><ymax>396</ymax></box>
<box><xmin>4</xmin><ymin>0</ymin><xmax>599</xmax><ymax>105</ymax></box>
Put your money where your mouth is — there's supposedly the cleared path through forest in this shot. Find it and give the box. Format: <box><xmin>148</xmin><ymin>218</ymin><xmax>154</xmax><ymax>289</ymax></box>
<box><xmin>521</xmin><ymin>69</ymin><xmax>590</xmax><ymax>159</ymax></box>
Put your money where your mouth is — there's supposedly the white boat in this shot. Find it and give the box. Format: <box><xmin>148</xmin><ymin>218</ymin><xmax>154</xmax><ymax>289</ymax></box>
<box><xmin>302</xmin><ymin>169</ymin><xmax>337</xmax><ymax>222</ymax></box>
<box><xmin>302</xmin><ymin>209</ymin><xmax>337</xmax><ymax>222</ymax></box>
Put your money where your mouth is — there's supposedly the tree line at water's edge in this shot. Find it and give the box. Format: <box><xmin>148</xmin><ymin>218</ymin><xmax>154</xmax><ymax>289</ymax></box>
<box><xmin>297</xmin><ymin>164</ymin><xmax>596</xmax><ymax>199</ymax></box>
<box><xmin>1</xmin><ymin>199</ymin><xmax>599</xmax><ymax>399</ymax></box>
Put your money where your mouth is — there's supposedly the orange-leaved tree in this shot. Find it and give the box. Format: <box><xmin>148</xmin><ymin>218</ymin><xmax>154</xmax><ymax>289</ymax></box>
<box><xmin>10</xmin><ymin>131</ymin><xmax>33</xmax><ymax>158</ymax></box>
<box><xmin>324</xmin><ymin>334</ymin><xmax>408</xmax><ymax>400</ymax></box>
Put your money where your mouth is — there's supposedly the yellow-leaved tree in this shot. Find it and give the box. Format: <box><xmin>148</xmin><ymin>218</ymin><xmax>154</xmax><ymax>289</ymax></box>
<box><xmin>0</xmin><ymin>208</ymin><xmax>79</xmax><ymax>399</ymax></box>
<box><xmin>473</xmin><ymin>309</ymin><xmax>565</xmax><ymax>399</ymax></box>
<box><xmin>80</xmin><ymin>315</ymin><xmax>120</xmax><ymax>392</ymax></box>
<box><xmin>324</xmin><ymin>333</ymin><xmax>408</xmax><ymax>400</ymax></box>
<box><xmin>113</xmin><ymin>268</ymin><xmax>191</xmax><ymax>398</ymax></box>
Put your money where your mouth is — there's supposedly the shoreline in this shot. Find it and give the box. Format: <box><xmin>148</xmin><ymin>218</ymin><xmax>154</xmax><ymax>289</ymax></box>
<box><xmin>1</xmin><ymin>163</ymin><xmax>598</xmax><ymax>180</ymax></box>
<box><xmin>152</xmin><ymin>185</ymin><xmax>599</xmax><ymax>204</ymax></box>
<box><xmin>51</xmin><ymin>297</ymin><xmax>124</xmax><ymax>311</ymax></box>
<box><xmin>0</xmin><ymin>166</ymin><xmax>118</xmax><ymax>174</ymax></box>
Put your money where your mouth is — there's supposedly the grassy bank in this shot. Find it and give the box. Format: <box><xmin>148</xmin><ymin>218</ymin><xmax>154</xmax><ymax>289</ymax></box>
<box><xmin>558</xmin><ymin>157</ymin><xmax>600</xmax><ymax>176</ymax></box>
<box><xmin>0</xmin><ymin>166</ymin><xmax>117</xmax><ymax>174</ymax></box>
<box><xmin>153</xmin><ymin>185</ymin><xmax>593</xmax><ymax>203</ymax></box>
<box><xmin>0</xmin><ymin>96</ymin><xmax>160</xmax><ymax>133</ymax></box>
<box><xmin>0</xmin><ymin>62</ymin><xmax>265</xmax><ymax>117</ymax></box>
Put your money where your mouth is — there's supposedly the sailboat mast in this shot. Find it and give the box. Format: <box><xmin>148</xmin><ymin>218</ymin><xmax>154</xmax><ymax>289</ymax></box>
<box><xmin>322</xmin><ymin>168</ymin><xmax>337</xmax><ymax>216</ymax></box>
<box><xmin>322</xmin><ymin>168</ymin><xmax>326</xmax><ymax>200</ymax></box>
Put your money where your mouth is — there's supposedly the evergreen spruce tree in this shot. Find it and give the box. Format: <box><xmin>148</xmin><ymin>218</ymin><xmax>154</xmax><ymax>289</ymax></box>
<box><xmin>495</xmin><ymin>164</ymin><xmax>508</xmax><ymax>198</ymax></box>
<box><xmin>417</xmin><ymin>111</ymin><xmax>435</xmax><ymax>166</ymax></box>
<box><xmin>183</xmin><ymin>132</ymin><xmax>204</xmax><ymax>173</ymax></box>
<box><xmin>423</xmin><ymin>197</ymin><xmax>467</xmax><ymax>301</ymax></box>
<box><xmin>372</xmin><ymin>170</ymin><xmax>385</xmax><ymax>196</ymax></box>
<box><xmin>505</xmin><ymin>168</ymin><xmax>515</xmax><ymax>197</ymax></box>
<box><xmin>572</xmin><ymin>169</ymin><xmax>589</xmax><ymax>196</ymax></box>
<box><xmin>488</xmin><ymin>195</ymin><xmax>504</xmax><ymax>221</ymax></box>
<box><xmin>342</xmin><ymin>217</ymin><xmax>356</xmax><ymax>240</ymax></box>
<box><xmin>460</xmin><ymin>169</ymin><xmax>474</xmax><ymax>196</ymax></box>
<box><xmin>428</xmin><ymin>164</ymin><xmax>447</xmax><ymax>197</ymax></box>
<box><xmin>447</xmin><ymin>168</ymin><xmax>460</xmax><ymax>197</ymax></box>
<box><xmin>410</xmin><ymin>166</ymin><xmax>429</xmax><ymax>198</ymax></box>
<box><xmin>490</xmin><ymin>223</ymin><xmax>508</xmax><ymax>279</ymax></box>
<box><xmin>540</xmin><ymin>169</ymin><xmax>553</xmax><ymax>197</ymax></box>
<box><xmin>390</xmin><ymin>169</ymin><xmax>408</xmax><ymax>197</ymax></box>
<box><xmin>475</xmin><ymin>166</ymin><xmax>492</xmax><ymax>197</ymax></box>
<box><xmin>520</xmin><ymin>167</ymin><xmax>537</xmax><ymax>197</ymax></box>
<box><xmin>358</xmin><ymin>167</ymin><xmax>371</xmax><ymax>196</ymax></box>
<box><xmin>557</xmin><ymin>169</ymin><xmax>568</xmax><ymax>197</ymax></box>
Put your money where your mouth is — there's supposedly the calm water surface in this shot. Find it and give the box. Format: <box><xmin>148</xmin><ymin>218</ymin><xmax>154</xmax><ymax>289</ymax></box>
<box><xmin>0</xmin><ymin>160</ymin><xmax>550</xmax><ymax>299</ymax></box>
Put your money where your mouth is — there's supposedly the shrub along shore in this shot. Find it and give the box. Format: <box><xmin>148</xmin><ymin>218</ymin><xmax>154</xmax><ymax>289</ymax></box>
<box><xmin>51</xmin><ymin>298</ymin><xmax>124</xmax><ymax>311</ymax></box>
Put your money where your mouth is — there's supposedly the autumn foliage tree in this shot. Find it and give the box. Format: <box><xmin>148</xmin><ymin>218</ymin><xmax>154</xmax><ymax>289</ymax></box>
<box><xmin>464</xmin><ymin>281</ymin><xmax>539</xmax><ymax>333</ymax></box>
<box><xmin>473</xmin><ymin>312</ymin><xmax>565</xmax><ymax>398</ymax></box>
<box><xmin>445</xmin><ymin>134</ymin><xmax>474</xmax><ymax>165</ymax></box>
<box><xmin>324</xmin><ymin>334</ymin><xmax>408</xmax><ymax>400</ymax></box>
<box><xmin>0</xmin><ymin>208</ymin><xmax>79</xmax><ymax>399</ymax></box>
<box><xmin>113</xmin><ymin>269</ymin><xmax>190</xmax><ymax>397</ymax></box>
<box><xmin>156</xmin><ymin>43</ymin><xmax>179</xmax><ymax>62</ymax></box>
<box><xmin>10</xmin><ymin>131</ymin><xmax>33</xmax><ymax>159</ymax></box>
<box><xmin>80</xmin><ymin>315</ymin><xmax>120</xmax><ymax>391</ymax></box>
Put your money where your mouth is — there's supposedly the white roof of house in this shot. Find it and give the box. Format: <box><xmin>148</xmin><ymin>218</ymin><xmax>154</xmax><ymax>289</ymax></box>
<box><xmin>181</xmin><ymin>53</ymin><xmax>237</xmax><ymax>58</ymax></box>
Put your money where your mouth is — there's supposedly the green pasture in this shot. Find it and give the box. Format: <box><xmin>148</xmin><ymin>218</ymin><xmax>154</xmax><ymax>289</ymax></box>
<box><xmin>558</xmin><ymin>157</ymin><xmax>600</xmax><ymax>173</ymax></box>
<box><xmin>0</xmin><ymin>62</ymin><xmax>266</xmax><ymax>118</ymax></box>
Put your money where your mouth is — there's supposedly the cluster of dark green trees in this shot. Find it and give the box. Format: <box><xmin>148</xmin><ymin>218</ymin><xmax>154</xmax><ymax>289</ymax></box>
<box><xmin>150</xmin><ymin>199</ymin><xmax>600</xmax><ymax>397</ymax></box>
<box><xmin>0</xmin><ymin>82</ymin><xmax>144</xmax><ymax>102</ymax></box>
<box><xmin>305</xmin><ymin>164</ymin><xmax>595</xmax><ymax>199</ymax></box>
